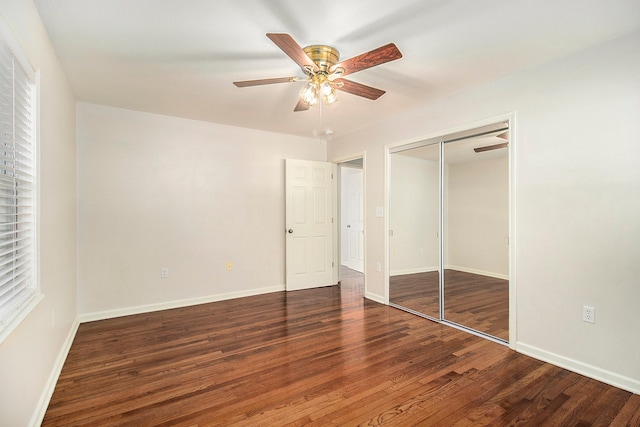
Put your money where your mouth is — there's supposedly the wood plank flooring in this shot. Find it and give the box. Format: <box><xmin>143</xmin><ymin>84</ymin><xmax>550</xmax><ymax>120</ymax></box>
<box><xmin>444</xmin><ymin>270</ymin><xmax>509</xmax><ymax>341</ymax></box>
<box><xmin>390</xmin><ymin>269</ymin><xmax>509</xmax><ymax>341</ymax></box>
<box><xmin>389</xmin><ymin>270</ymin><xmax>440</xmax><ymax>318</ymax></box>
<box><xmin>44</xmin><ymin>274</ymin><xmax>639</xmax><ymax>426</ymax></box>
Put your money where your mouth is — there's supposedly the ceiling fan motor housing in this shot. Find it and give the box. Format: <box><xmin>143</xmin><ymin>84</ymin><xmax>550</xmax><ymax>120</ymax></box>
<box><xmin>303</xmin><ymin>45</ymin><xmax>340</xmax><ymax>74</ymax></box>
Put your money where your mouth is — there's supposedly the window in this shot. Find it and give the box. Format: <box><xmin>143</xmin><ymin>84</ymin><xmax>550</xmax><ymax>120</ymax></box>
<box><xmin>0</xmin><ymin>31</ymin><xmax>39</xmax><ymax>342</ymax></box>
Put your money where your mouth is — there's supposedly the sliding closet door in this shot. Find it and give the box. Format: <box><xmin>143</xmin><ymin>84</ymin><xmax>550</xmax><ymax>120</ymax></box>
<box><xmin>387</xmin><ymin>121</ymin><xmax>510</xmax><ymax>342</ymax></box>
<box><xmin>442</xmin><ymin>135</ymin><xmax>509</xmax><ymax>340</ymax></box>
<box><xmin>389</xmin><ymin>143</ymin><xmax>440</xmax><ymax>319</ymax></box>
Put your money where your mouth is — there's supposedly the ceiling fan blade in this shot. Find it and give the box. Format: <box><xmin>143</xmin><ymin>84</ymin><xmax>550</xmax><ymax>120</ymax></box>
<box><xmin>331</xmin><ymin>43</ymin><xmax>402</xmax><ymax>77</ymax></box>
<box><xmin>266</xmin><ymin>33</ymin><xmax>319</xmax><ymax>73</ymax></box>
<box><xmin>474</xmin><ymin>142</ymin><xmax>509</xmax><ymax>153</ymax></box>
<box><xmin>497</xmin><ymin>131</ymin><xmax>509</xmax><ymax>140</ymax></box>
<box><xmin>334</xmin><ymin>78</ymin><xmax>386</xmax><ymax>100</ymax></box>
<box><xmin>233</xmin><ymin>76</ymin><xmax>299</xmax><ymax>87</ymax></box>
<box><xmin>294</xmin><ymin>98</ymin><xmax>310</xmax><ymax>112</ymax></box>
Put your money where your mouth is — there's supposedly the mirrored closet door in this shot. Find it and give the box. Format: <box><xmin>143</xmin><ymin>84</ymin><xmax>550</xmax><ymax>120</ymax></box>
<box><xmin>389</xmin><ymin>142</ymin><xmax>440</xmax><ymax>319</ymax></box>
<box><xmin>389</xmin><ymin>122</ymin><xmax>510</xmax><ymax>342</ymax></box>
<box><xmin>442</xmin><ymin>131</ymin><xmax>509</xmax><ymax>341</ymax></box>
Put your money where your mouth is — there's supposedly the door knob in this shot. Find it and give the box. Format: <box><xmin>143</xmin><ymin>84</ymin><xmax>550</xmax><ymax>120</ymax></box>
<box><xmin>288</xmin><ymin>229</ymin><xmax>293</xmax><ymax>234</ymax></box>
<box><xmin>347</xmin><ymin>225</ymin><xmax>351</xmax><ymax>228</ymax></box>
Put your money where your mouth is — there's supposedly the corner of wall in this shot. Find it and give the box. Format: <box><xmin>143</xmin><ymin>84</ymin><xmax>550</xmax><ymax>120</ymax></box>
<box><xmin>29</xmin><ymin>317</ymin><xmax>80</xmax><ymax>427</ymax></box>
<box><xmin>516</xmin><ymin>341</ymin><xmax>640</xmax><ymax>395</ymax></box>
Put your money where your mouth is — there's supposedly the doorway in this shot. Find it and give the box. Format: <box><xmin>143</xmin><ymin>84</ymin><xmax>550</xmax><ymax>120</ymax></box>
<box><xmin>284</xmin><ymin>157</ymin><xmax>365</xmax><ymax>292</ymax></box>
<box><xmin>338</xmin><ymin>158</ymin><xmax>365</xmax><ymax>284</ymax></box>
<box><xmin>388</xmin><ymin>119</ymin><xmax>512</xmax><ymax>343</ymax></box>
<box><xmin>340</xmin><ymin>162</ymin><xmax>364</xmax><ymax>273</ymax></box>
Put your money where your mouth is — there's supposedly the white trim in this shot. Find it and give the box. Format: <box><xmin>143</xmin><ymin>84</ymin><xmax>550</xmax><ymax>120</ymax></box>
<box><xmin>0</xmin><ymin>294</ymin><xmax>43</xmax><ymax>345</ymax></box>
<box><xmin>331</xmin><ymin>151</ymin><xmax>367</xmax><ymax>283</ymax></box>
<box><xmin>390</xmin><ymin>266</ymin><xmax>439</xmax><ymax>276</ymax></box>
<box><xmin>330</xmin><ymin>151</ymin><xmax>366</xmax><ymax>165</ymax></box>
<box><xmin>78</xmin><ymin>285</ymin><xmax>285</xmax><ymax>323</ymax></box>
<box><xmin>444</xmin><ymin>265</ymin><xmax>509</xmax><ymax>281</ymax></box>
<box><xmin>29</xmin><ymin>317</ymin><xmax>80</xmax><ymax>427</ymax></box>
<box><xmin>332</xmin><ymin>162</ymin><xmax>339</xmax><ymax>285</ymax></box>
<box><xmin>516</xmin><ymin>342</ymin><xmax>640</xmax><ymax>395</ymax></box>
<box><xmin>507</xmin><ymin>111</ymin><xmax>517</xmax><ymax>350</ymax></box>
<box><xmin>383</xmin><ymin>147</ymin><xmax>391</xmax><ymax>305</ymax></box>
<box><xmin>364</xmin><ymin>291</ymin><xmax>385</xmax><ymax>305</ymax></box>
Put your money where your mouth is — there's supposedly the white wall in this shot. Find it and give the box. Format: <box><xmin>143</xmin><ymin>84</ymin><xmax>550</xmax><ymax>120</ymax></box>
<box><xmin>328</xmin><ymin>31</ymin><xmax>640</xmax><ymax>392</ymax></box>
<box><xmin>0</xmin><ymin>1</ymin><xmax>77</xmax><ymax>425</ymax></box>
<box><xmin>446</xmin><ymin>156</ymin><xmax>509</xmax><ymax>277</ymax></box>
<box><xmin>389</xmin><ymin>154</ymin><xmax>439</xmax><ymax>275</ymax></box>
<box><xmin>77</xmin><ymin>103</ymin><xmax>325</xmax><ymax>318</ymax></box>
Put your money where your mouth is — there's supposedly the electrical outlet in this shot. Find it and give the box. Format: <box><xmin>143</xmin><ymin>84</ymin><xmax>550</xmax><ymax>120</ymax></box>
<box><xmin>161</xmin><ymin>267</ymin><xmax>169</xmax><ymax>278</ymax></box>
<box><xmin>226</xmin><ymin>262</ymin><xmax>232</xmax><ymax>271</ymax></box>
<box><xmin>583</xmin><ymin>305</ymin><xmax>595</xmax><ymax>323</ymax></box>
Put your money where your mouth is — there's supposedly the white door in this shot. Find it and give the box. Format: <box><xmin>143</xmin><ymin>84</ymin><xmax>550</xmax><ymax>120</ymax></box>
<box><xmin>285</xmin><ymin>159</ymin><xmax>335</xmax><ymax>291</ymax></box>
<box><xmin>344</xmin><ymin>167</ymin><xmax>364</xmax><ymax>272</ymax></box>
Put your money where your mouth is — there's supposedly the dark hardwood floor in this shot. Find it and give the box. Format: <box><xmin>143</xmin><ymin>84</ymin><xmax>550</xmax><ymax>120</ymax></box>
<box><xmin>390</xmin><ymin>269</ymin><xmax>509</xmax><ymax>341</ymax></box>
<box><xmin>389</xmin><ymin>270</ymin><xmax>440</xmax><ymax>318</ymax></box>
<box><xmin>43</xmin><ymin>273</ymin><xmax>639</xmax><ymax>426</ymax></box>
<box><xmin>444</xmin><ymin>270</ymin><xmax>509</xmax><ymax>342</ymax></box>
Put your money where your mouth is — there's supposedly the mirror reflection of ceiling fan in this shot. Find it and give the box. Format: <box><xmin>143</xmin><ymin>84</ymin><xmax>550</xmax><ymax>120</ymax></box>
<box><xmin>233</xmin><ymin>33</ymin><xmax>402</xmax><ymax>112</ymax></box>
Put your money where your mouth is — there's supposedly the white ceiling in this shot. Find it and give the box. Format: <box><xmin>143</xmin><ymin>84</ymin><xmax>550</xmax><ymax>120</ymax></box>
<box><xmin>33</xmin><ymin>0</ymin><xmax>640</xmax><ymax>140</ymax></box>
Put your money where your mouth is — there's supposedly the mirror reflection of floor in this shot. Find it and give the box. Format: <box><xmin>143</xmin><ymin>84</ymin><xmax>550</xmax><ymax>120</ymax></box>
<box><xmin>389</xmin><ymin>271</ymin><xmax>440</xmax><ymax>317</ymax></box>
<box><xmin>390</xmin><ymin>269</ymin><xmax>508</xmax><ymax>341</ymax></box>
<box><xmin>444</xmin><ymin>270</ymin><xmax>508</xmax><ymax>341</ymax></box>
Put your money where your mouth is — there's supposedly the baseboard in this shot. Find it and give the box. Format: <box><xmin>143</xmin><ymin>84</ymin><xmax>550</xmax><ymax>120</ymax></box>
<box><xmin>79</xmin><ymin>285</ymin><xmax>285</xmax><ymax>323</ymax></box>
<box><xmin>390</xmin><ymin>266</ymin><xmax>438</xmax><ymax>277</ymax></box>
<box><xmin>516</xmin><ymin>342</ymin><xmax>640</xmax><ymax>394</ymax></box>
<box><xmin>390</xmin><ymin>266</ymin><xmax>508</xmax><ymax>280</ymax></box>
<box><xmin>30</xmin><ymin>317</ymin><xmax>80</xmax><ymax>427</ymax></box>
<box><xmin>364</xmin><ymin>291</ymin><xmax>386</xmax><ymax>305</ymax></box>
<box><xmin>445</xmin><ymin>265</ymin><xmax>508</xmax><ymax>280</ymax></box>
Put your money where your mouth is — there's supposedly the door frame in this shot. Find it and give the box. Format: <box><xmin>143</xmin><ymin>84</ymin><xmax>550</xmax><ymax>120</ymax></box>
<box><xmin>384</xmin><ymin>113</ymin><xmax>516</xmax><ymax>349</ymax></box>
<box><xmin>332</xmin><ymin>152</ymin><xmax>367</xmax><ymax>288</ymax></box>
<box><xmin>340</xmin><ymin>164</ymin><xmax>364</xmax><ymax>273</ymax></box>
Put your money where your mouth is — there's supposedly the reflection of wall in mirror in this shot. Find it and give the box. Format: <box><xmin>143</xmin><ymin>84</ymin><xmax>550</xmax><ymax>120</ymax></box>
<box><xmin>389</xmin><ymin>154</ymin><xmax>439</xmax><ymax>276</ymax></box>
<box><xmin>445</xmin><ymin>156</ymin><xmax>508</xmax><ymax>279</ymax></box>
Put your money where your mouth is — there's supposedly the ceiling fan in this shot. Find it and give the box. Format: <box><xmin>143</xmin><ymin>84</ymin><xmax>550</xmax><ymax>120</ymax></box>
<box><xmin>233</xmin><ymin>33</ymin><xmax>403</xmax><ymax>112</ymax></box>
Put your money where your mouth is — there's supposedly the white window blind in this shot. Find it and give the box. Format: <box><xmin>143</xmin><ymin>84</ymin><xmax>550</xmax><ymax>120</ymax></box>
<box><xmin>0</xmin><ymin>35</ymin><xmax>37</xmax><ymax>336</ymax></box>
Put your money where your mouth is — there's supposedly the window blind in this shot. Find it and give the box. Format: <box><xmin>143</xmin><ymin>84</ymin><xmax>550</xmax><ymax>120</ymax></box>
<box><xmin>0</xmin><ymin>36</ymin><xmax>37</xmax><ymax>333</ymax></box>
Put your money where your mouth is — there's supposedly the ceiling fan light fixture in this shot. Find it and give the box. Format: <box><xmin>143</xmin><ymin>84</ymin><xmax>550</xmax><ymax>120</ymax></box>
<box><xmin>320</xmin><ymin>81</ymin><xmax>337</xmax><ymax>104</ymax></box>
<box><xmin>323</xmin><ymin>89</ymin><xmax>337</xmax><ymax>105</ymax></box>
<box><xmin>300</xmin><ymin>75</ymin><xmax>338</xmax><ymax>107</ymax></box>
<box><xmin>300</xmin><ymin>82</ymin><xmax>319</xmax><ymax>106</ymax></box>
